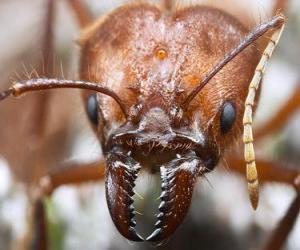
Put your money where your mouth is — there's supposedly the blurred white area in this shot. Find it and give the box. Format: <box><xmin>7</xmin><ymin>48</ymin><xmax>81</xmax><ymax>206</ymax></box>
<box><xmin>0</xmin><ymin>0</ymin><xmax>300</xmax><ymax>250</ymax></box>
<box><xmin>0</xmin><ymin>158</ymin><xmax>27</xmax><ymax>247</ymax></box>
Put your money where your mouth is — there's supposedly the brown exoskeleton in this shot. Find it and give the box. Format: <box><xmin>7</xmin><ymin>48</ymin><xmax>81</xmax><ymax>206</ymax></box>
<box><xmin>0</xmin><ymin>0</ymin><xmax>299</xmax><ymax>249</ymax></box>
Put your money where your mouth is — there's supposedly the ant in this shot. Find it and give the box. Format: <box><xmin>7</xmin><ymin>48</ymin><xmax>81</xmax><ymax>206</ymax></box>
<box><xmin>0</xmin><ymin>0</ymin><xmax>299</xmax><ymax>249</ymax></box>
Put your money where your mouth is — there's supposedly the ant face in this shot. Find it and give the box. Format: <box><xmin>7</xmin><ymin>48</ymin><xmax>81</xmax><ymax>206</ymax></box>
<box><xmin>0</xmin><ymin>0</ymin><xmax>286</xmax><ymax>245</ymax></box>
<box><xmin>81</xmin><ymin>4</ymin><xmax>261</xmax><ymax>241</ymax></box>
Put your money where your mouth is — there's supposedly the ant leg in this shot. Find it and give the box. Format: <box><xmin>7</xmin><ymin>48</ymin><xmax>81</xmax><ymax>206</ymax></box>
<box><xmin>225</xmin><ymin>156</ymin><xmax>300</xmax><ymax>250</ymax></box>
<box><xmin>225</xmin><ymin>156</ymin><xmax>299</xmax><ymax>185</ymax></box>
<box><xmin>38</xmin><ymin>160</ymin><xmax>105</xmax><ymax>192</ymax></box>
<box><xmin>67</xmin><ymin>0</ymin><xmax>93</xmax><ymax>28</ymax></box>
<box><xmin>27</xmin><ymin>0</ymin><xmax>93</xmax><ymax>137</ymax></box>
<box><xmin>30</xmin><ymin>0</ymin><xmax>55</xmax><ymax>138</ymax></box>
<box><xmin>255</xmin><ymin>84</ymin><xmax>300</xmax><ymax>140</ymax></box>
<box><xmin>31</xmin><ymin>160</ymin><xmax>105</xmax><ymax>250</ymax></box>
<box><xmin>42</xmin><ymin>0</ymin><xmax>55</xmax><ymax>77</ymax></box>
<box><xmin>31</xmin><ymin>199</ymin><xmax>48</xmax><ymax>250</ymax></box>
<box><xmin>264</xmin><ymin>189</ymin><xmax>300</xmax><ymax>250</ymax></box>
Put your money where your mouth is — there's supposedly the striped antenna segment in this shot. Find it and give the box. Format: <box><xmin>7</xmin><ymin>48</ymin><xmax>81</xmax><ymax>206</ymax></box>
<box><xmin>243</xmin><ymin>20</ymin><xmax>285</xmax><ymax>210</ymax></box>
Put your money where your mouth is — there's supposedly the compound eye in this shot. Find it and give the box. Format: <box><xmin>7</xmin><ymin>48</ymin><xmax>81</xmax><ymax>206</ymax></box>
<box><xmin>220</xmin><ymin>102</ymin><xmax>236</xmax><ymax>134</ymax></box>
<box><xmin>86</xmin><ymin>94</ymin><xmax>98</xmax><ymax>125</ymax></box>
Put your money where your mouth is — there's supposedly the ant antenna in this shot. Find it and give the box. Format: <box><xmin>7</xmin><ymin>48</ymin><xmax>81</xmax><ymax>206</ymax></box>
<box><xmin>181</xmin><ymin>14</ymin><xmax>285</xmax><ymax>210</ymax></box>
<box><xmin>243</xmin><ymin>16</ymin><xmax>285</xmax><ymax>210</ymax></box>
<box><xmin>0</xmin><ymin>78</ymin><xmax>128</xmax><ymax>117</ymax></box>
<box><xmin>181</xmin><ymin>14</ymin><xmax>285</xmax><ymax>110</ymax></box>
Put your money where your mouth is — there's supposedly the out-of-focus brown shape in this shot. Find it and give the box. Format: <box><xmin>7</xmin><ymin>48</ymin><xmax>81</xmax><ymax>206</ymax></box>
<box><xmin>264</xmin><ymin>192</ymin><xmax>300</xmax><ymax>250</ymax></box>
<box><xmin>67</xmin><ymin>0</ymin><xmax>93</xmax><ymax>28</ymax></box>
<box><xmin>226</xmin><ymin>155</ymin><xmax>299</xmax><ymax>185</ymax></box>
<box><xmin>274</xmin><ymin>0</ymin><xmax>288</xmax><ymax>14</ymax></box>
<box><xmin>29</xmin><ymin>160</ymin><xmax>105</xmax><ymax>250</ymax></box>
<box><xmin>0</xmin><ymin>89</ymin><xmax>78</xmax><ymax>185</ymax></box>
<box><xmin>255</xmin><ymin>85</ymin><xmax>300</xmax><ymax>140</ymax></box>
<box><xmin>0</xmin><ymin>0</ymin><xmax>84</xmax><ymax>186</ymax></box>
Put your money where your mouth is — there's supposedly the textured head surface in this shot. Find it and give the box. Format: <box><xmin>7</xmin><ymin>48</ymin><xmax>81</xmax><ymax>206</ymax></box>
<box><xmin>79</xmin><ymin>2</ymin><xmax>260</xmax><ymax>241</ymax></box>
<box><xmin>80</xmin><ymin>3</ymin><xmax>259</xmax><ymax>151</ymax></box>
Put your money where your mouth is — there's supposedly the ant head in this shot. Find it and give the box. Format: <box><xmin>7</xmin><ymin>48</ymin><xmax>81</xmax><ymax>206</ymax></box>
<box><xmin>78</xmin><ymin>3</ymin><xmax>284</xmax><ymax>241</ymax></box>
<box><xmin>0</xmin><ymin>1</ymin><xmax>285</xmax><ymax>242</ymax></box>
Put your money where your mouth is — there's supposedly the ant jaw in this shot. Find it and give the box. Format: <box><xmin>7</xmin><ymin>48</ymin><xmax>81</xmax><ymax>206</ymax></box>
<box><xmin>147</xmin><ymin>153</ymin><xmax>203</xmax><ymax>242</ymax></box>
<box><xmin>105</xmin><ymin>150</ymin><xmax>144</xmax><ymax>241</ymax></box>
<box><xmin>105</xmin><ymin>122</ymin><xmax>217</xmax><ymax>242</ymax></box>
<box><xmin>105</xmin><ymin>148</ymin><xmax>204</xmax><ymax>242</ymax></box>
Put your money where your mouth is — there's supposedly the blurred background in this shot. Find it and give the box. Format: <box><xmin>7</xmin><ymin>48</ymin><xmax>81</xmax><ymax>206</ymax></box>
<box><xmin>0</xmin><ymin>0</ymin><xmax>300</xmax><ymax>249</ymax></box>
